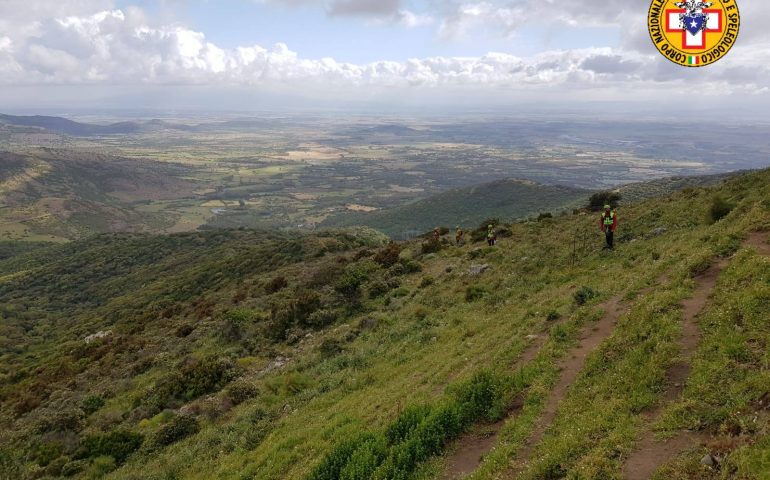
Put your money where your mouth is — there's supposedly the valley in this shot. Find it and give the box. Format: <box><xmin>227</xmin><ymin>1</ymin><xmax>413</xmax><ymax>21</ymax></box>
<box><xmin>2</xmin><ymin>114</ymin><xmax>767</xmax><ymax>242</ymax></box>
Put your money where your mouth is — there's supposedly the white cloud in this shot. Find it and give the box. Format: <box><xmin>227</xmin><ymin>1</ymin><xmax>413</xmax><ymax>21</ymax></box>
<box><xmin>0</xmin><ymin>1</ymin><xmax>766</xmax><ymax>104</ymax></box>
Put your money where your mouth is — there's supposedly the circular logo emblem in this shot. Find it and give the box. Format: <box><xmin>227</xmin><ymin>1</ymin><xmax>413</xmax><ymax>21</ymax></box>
<box><xmin>648</xmin><ymin>0</ymin><xmax>740</xmax><ymax>67</ymax></box>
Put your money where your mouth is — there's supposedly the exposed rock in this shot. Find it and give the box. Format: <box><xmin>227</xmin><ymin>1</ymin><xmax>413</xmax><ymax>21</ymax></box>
<box><xmin>469</xmin><ymin>264</ymin><xmax>490</xmax><ymax>276</ymax></box>
<box><xmin>700</xmin><ymin>454</ymin><xmax>716</xmax><ymax>468</ymax></box>
<box><xmin>84</xmin><ymin>330</ymin><xmax>112</xmax><ymax>344</ymax></box>
<box><xmin>650</xmin><ymin>227</ymin><xmax>668</xmax><ymax>237</ymax></box>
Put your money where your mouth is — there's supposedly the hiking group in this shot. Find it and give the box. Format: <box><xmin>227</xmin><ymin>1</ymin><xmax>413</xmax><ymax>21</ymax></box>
<box><xmin>435</xmin><ymin>205</ymin><xmax>618</xmax><ymax>250</ymax></box>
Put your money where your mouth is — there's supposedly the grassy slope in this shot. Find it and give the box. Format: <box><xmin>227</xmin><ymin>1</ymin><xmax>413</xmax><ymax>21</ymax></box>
<box><xmin>0</xmin><ymin>169</ymin><xmax>768</xmax><ymax>480</ymax></box>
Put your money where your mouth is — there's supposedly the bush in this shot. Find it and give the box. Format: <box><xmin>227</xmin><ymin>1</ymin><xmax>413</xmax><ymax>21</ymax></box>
<box><xmin>368</xmin><ymin>280</ymin><xmax>390</xmax><ymax>298</ymax></box>
<box><xmin>225</xmin><ymin>381</ymin><xmax>259</xmax><ymax>405</ymax></box>
<box><xmin>146</xmin><ymin>356</ymin><xmax>238</xmax><ymax>411</ymax></box>
<box><xmin>308</xmin><ymin>434</ymin><xmax>373</xmax><ymax>480</ymax></box>
<box><xmin>385</xmin><ymin>405</ymin><xmax>432</xmax><ymax>444</ymax></box>
<box><xmin>574</xmin><ymin>286</ymin><xmax>598</xmax><ymax>305</ymax></box>
<box><xmin>588</xmin><ymin>191</ymin><xmax>621</xmax><ymax>211</ymax></box>
<box><xmin>419</xmin><ymin>276</ymin><xmax>435</xmax><ymax>289</ymax></box>
<box><xmin>400</xmin><ymin>259</ymin><xmax>422</xmax><ymax>274</ymax></box>
<box><xmin>265</xmin><ymin>276</ymin><xmax>288</xmax><ymax>293</ymax></box>
<box><xmin>537</xmin><ymin>212</ymin><xmax>553</xmax><ymax>221</ymax></box>
<box><xmin>78</xmin><ymin>430</ymin><xmax>143</xmax><ymax>464</ymax></box>
<box><xmin>81</xmin><ymin>395</ymin><xmax>105</xmax><ymax>415</ymax></box>
<box><xmin>420</xmin><ymin>238</ymin><xmax>442</xmax><ymax>255</ymax></box>
<box><xmin>374</xmin><ymin>243</ymin><xmax>402</xmax><ymax>267</ymax></box>
<box><xmin>319</xmin><ymin>339</ymin><xmax>343</xmax><ymax>358</ymax></box>
<box><xmin>148</xmin><ymin>414</ymin><xmax>199</xmax><ymax>448</ymax></box>
<box><xmin>305</xmin><ymin>309</ymin><xmax>338</xmax><ymax>329</ymax></box>
<box><xmin>340</xmin><ymin>436</ymin><xmax>388</xmax><ymax>480</ymax></box>
<box><xmin>221</xmin><ymin>309</ymin><xmax>258</xmax><ymax>341</ymax></box>
<box><xmin>309</xmin><ymin>370</ymin><xmax>509</xmax><ymax>480</ymax></box>
<box><xmin>175</xmin><ymin>324</ymin><xmax>195</xmax><ymax>337</ymax></box>
<box><xmin>709</xmin><ymin>195</ymin><xmax>733</xmax><ymax>223</ymax></box>
<box><xmin>334</xmin><ymin>262</ymin><xmax>378</xmax><ymax>299</ymax></box>
<box><xmin>465</xmin><ymin>285</ymin><xmax>488</xmax><ymax>302</ymax></box>
<box><xmin>546</xmin><ymin>310</ymin><xmax>561</xmax><ymax>322</ymax></box>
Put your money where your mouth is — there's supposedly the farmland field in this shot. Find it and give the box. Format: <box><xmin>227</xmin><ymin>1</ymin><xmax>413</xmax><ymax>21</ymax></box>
<box><xmin>1</xmin><ymin>114</ymin><xmax>768</xmax><ymax>240</ymax></box>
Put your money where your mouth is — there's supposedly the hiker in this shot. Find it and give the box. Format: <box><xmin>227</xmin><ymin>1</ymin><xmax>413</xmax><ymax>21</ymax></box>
<box><xmin>487</xmin><ymin>224</ymin><xmax>497</xmax><ymax>247</ymax></box>
<box><xmin>455</xmin><ymin>226</ymin><xmax>464</xmax><ymax>245</ymax></box>
<box><xmin>600</xmin><ymin>204</ymin><xmax>617</xmax><ymax>250</ymax></box>
<box><xmin>432</xmin><ymin>227</ymin><xmax>441</xmax><ymax>241</ymax></box>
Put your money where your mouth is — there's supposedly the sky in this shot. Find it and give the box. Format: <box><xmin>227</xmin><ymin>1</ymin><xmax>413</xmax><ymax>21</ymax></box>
<box><xmin>0</xmin><ymin>0</ymin><xmax>767</xmax><ymax>113</ymax></box>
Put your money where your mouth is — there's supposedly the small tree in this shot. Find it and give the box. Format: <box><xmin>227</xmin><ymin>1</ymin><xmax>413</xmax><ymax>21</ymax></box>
<box><xmin>709</xmin><ymin>195</ymin><xmax>733</xmax><ymax>223</ymax></box>
<box><xmin>588</xmin><ymin>191</ymin><xmax>621</xmax><ymax>211</ymax></box>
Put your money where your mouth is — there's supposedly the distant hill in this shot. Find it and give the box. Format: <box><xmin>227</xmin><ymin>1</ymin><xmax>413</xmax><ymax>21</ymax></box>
<box><xmin>614</xmin><ymin>172</ymin><xmax>736</xmax><ymax>203</ymax></box>
<box><xmin>323</xmin><ymin>173</ymin><xmax>739</xmax><ymax>238</ymax></box>
<box><xmin>0</xmin><ymin>114</ymin><xmax>142</xmax><ymax>136</ymax></box>
<box><xmin>323</xmin><ymin>179</ymin><xmax>589</xmax><ymax>238</ymax></box>
<box><xmin>0</xmin><ymin>149</ymin><xmax>200</xmax><ymax>240</ymax></box>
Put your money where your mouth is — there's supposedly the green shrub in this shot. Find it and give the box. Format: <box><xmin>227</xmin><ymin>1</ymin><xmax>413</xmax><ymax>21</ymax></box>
<box><xmin>335</xmin><ymin>262</ymin><xmax>377</xmax><ymax>299</ymax></box>
<box><xmin>148</xmin><ymin>415</ymin><xmax>199</xmax><ymax>448</ymax></box>
<box><xmin>33</xmin><ymin>441</ymin><xmax>63</xmax><ymax>467</ymax></box>
<box><xmin>308</xmin><ymin>434</ymin><xmax>373</xmax><ymax>480</ymax></box>
<box><xmin>419</xmin><ymin>276</ymin><xmax>435</xmax><ymax>288</ymax></box>
<box><xmin>78</xmin><ymin>430</ymin><xmax>143</xmax><ymax>464</ymax></box>
<box><xmin>339</xmin><ymin>436</ymin><xmax>388</xmax><ymax>480</ymax></box>
<box><xmin>319</xmin><ymin>339</ymin><xmax>343</xmax><ymax>358</ymax></box>
<box><xmin>225</xmin><ymin>381</ymin><xmax>259</xmax><ymax>405</ymax></box>
<box><xmin>573</xmin><ymin>286</ymin><xmax>597</xmax><ymax>305</ymax></box>
<box><xmin>221</xmin><ymin>309</ymin><xmax>258</xmax><ymax>341</ymax></box>
<box><xmin>709</xmin><ymin>195</ymin><xmax>734</xmax><ymax>223</ymax></box>
<box><xmin>400</xmin><ymin>259</ymin><xmax>422</xmax><ymax>273</ymax></box>
<box><xmin>421</xmin><ymin>239</ymin><xmax>442</xmax><ymax>254</ymax></box>
<box><xmin>368</xmin><ymin>280</ymin><xmax>390</xmax><ymax>298</ymax></box>
<box><xmin>385</xmin><ymin>404</ymin><xmax>432</xmax><ymax>444</ymax></box>
<box><xmin>588</xmin><ymin>191</ymin><xmax>621</xmax><ymax>211</ymax></box>
<box><xmin>391</xmin><ymin>287</ymin><xmax>410</xmax><ymax>298</ymax></box>
<box><xmin>546</xmin><ymin>310</ymin><xmax>561</xmax><ymax>321</ymax></box>
<box><xmin>537</xmin><ymin>212</ymin><xmax>553</xmax><ymax>221</ymax></box>
<box><xmin>305</xmin><ymin>309</ymin><xmax>338</xmax><ymax>328</ymax></box>
<box><xmin>81</xmin><ymin>395</ymin><xmax>105</xmax><ymax>415</ymax></box>
<box><xmin>146</xmin><ymin>356</ymin><xmax>238</xmax><ymax>411</ymax></box>
<box><xmin>309</xmin><ymin>370</ymin><xmax>508</xmax><ymax>480</ymax></box>
<box><xmin>61</xmin><ymin>459</ymin><xmax>87</xmax><ymax>476</ymax></box>
<box><xmin>465</xmin><ymin>285</ymin><xmax>488</xmax><ymax>302</ymax></box>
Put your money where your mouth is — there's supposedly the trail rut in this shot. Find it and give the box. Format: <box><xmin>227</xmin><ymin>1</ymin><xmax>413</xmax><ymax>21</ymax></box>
<box><xmin>506</xmin><ymin>295</ymin><xmax>626</xmax><ymax>477</ymax></box>
<box><xmin>623</xmin><ymin>232</ymin><xmax>770</xmax><ymax>479</ymax></box>
<box><xmin>439</xmin><ymin>325</ymin><xmax>551</xmax><ymax>479</ymax></box>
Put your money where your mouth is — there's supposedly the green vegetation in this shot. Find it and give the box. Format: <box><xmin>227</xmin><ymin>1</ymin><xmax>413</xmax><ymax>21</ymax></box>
<box><xmin>0</xmin><ymin>167</ymin><xmax>769</xmax><ymax>480</ymax></box>
<box><xmin>324</xmin><ymin>179</ymin><xmax>587</xmax><ymax>238</ymax></box>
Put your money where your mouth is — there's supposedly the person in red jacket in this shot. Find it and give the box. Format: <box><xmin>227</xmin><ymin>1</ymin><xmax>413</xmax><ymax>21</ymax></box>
<box><xmin>600</xmin><ymin>204</ymin><xmax>617</xmax><ymax>250</ymax></box>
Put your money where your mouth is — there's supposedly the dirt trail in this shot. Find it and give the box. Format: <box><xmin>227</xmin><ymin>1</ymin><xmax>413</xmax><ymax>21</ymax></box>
<box><xmin>439</xmin><ymin>323</ymin><xmax>554</xmax><ymax>479</ymax></box>
<box><xmin>623</xmin><ymin>232</ymin><xmax>769</xmax><ymax>480</ymax></box>
<box><xmin>440</xmin><ymin>294</ymin><xmax>630</xmax><ymax>479</ymax></box>
<box><xmin>506</xmin><ymin>295</ymin><xmax>627</xmax><ymax>477</ymax></box>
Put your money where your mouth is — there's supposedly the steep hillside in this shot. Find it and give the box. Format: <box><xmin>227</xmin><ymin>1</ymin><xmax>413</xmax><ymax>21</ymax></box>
<box><xmin>1</xmin><ymin>169</ymin><xmax>769</xmax><ymax>480</ymax></box>
<box><xmin>0</xmin><ymin>149</ymin><xmax>200</xmax><ymax>241</ymax></box>
<box><xmin>323</xmin><ymin>179</ymin><xmax>588</xmax><ymax>238</ymax></box>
